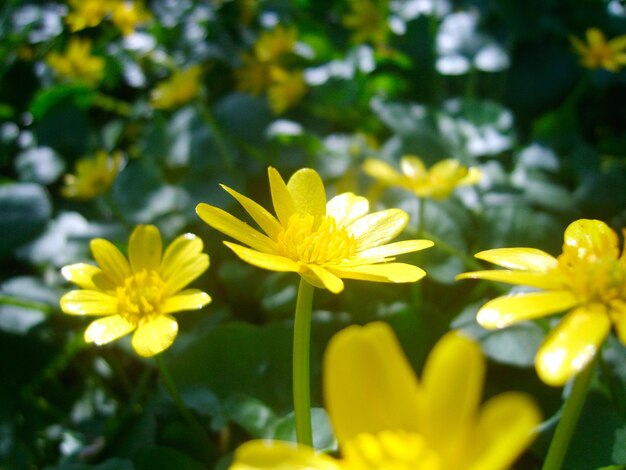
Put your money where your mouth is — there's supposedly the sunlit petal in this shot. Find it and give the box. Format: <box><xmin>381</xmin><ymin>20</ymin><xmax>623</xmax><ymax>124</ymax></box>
<box><xmin>326</xmin><ymin>193</ymin><xmax>369</xmax><ymax>226</ymax></box>
<box><xmin>476</xmin><ymin>291</ymin><xmax>579</xmax><ymax>329</ymax></box>
<box><xmin>467</xmin><ymin>392</ymin><xmax>541</xmax><ymax>470</ymax></box>
<box><xmin>161</xmin><ymin>252</ymin><xmax>209</xmax><ymax>297</ymax></box>
<box><xmin>90</xmin><ymin>238</ymin><xmax>131</xmax><ymax>284</ymax></box>
<box><xmin>536</xmin><ymin>305</ymin><xmax>611</xmax><ymax>386</ymax></box>
<box><xmin>357</xmin><ymin>240</ymin><xmax>434</xmax><ymax>260</ymax></box>
<box><xmin>330</xmin><ymin>263</ymin><xmax>426</xmax><ymax>283</ymax></box>
<box><xmin>456</xmin><ymin>270</ymin><xmax>563</xmax><ymax>289</ymax></box>
<box><xmin>349</xmin><ymin>209</ymin><xmax>409</xmax><ymax>251</ymax></box>
<box><xmin>473</xmin><ymin>248</ymin><xmax>558</xmax><ymax>271</ymax></box>
<box><xmin>222</xmin><ymin>184</ymin><xmax>282</xmax><ymax>239</ymax></box>
<box><xmin>128</xmin><ymin>224</ymin><xmax>162</xmax><ymax>272</ymax></box>
<box><xmin>268</xmin><ymin>166</ymin><xmax>296</xmax><ymax>226</ymax></box>
<box><xmin>231</xmin><ymin>440</ymin><xmax>340</xmax><ymax>470</ymax></box>
<box><xmin>362</xmin><ymin>158</ymin><xmax>403</xmax><ymax>184</ymax></box>
<box><xmin>400</xmin><ymin>156</ymin><xmax>427</xmax><ymax>180</ymax></box>
<box><xmin>287</xmin><ymin>168</ymin><xmax>327</xmax><ymax>222</ymax></box>
<box><xmin>563</xmin><ymin>219</ymin><xmax>619</xmax><ymax>259</ymax></box>
<box><xmin>305</xmin><ymin>264</ymin><xmax>344</xmax><ymax>293</ymax></box>
<box><xmin>160</xmin><ymin>289</ymin><xmax>212</xmax><ymax>314</ymax></box>
<box><xmin>61</xmin><ymin>263</ymin><xmax>102</xmax><ymax>290</ymax></box>
<box><xmin>196</xmin><ymin>203</ymin><xmax>277</xmax><ymax>253</ymax></box>
<box><xmin>131</xmin><ymin>315</ymin><xmax>178</xmax><ymax>357</ymax></box>
<box><xmin>160</xmin><ymin>233</ymin><xmax>206</xmax><ymax>281</ymax></box>
<box><xmin>60</xmin><ymin>290</ymin><xmax>118</xmax><ymax>315</ymax></box>
<box><xmin>324</xmin><ymin>322</ymin><xmax>421</xmax><ymax>446</ymax></box>
<box><xmin>224</xmin><ymin>241</ymin><xmax>300</xmax><ymax>272</ymax></box>
<box><xmin>84</xmin><ymin>315</ymin><xmax>135</xmax><ymax>345</ymax></box>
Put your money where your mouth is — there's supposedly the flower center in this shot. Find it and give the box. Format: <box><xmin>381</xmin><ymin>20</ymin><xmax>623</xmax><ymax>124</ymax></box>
<box><xmin>342</xmin><ymin>431</ymin><xmax>442</xmax><ymax>470</ymax></box>
<box><xmin>276</xmin><ymin>214</ymin><xmax>357</xmax><ymax>265</ymax></box>
<box><xmin>116</xmin><ymin>269</ymin><xmax>164</xmax><ymax>323</ymax></box>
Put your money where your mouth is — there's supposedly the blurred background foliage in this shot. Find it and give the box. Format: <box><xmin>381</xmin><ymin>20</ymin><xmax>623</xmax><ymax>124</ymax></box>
<box><xmin>0</xmin><ymin>0</ymin><xmax>625</xmax><ymax>468</ymax></box>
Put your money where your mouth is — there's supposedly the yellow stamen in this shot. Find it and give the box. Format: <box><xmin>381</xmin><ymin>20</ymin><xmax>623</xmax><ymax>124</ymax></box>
<box><xmin>117</xmin><ymin>269</ymin><xmax>164</xmax><ymax>323</ymax></box>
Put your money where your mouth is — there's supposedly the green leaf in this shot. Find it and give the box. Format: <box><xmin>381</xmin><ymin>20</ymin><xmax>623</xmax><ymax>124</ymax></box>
<box><xmin>134</xmin><ymin>446</ymin><xmax>205</xmax><ymax>470</ymax></box>
<box><xmin>30</xmin><ymin>84</ymin><xmax>94</xmax><ymax>120</ymax></box>
<box><xmin>271</xmin><ymin>408</ymin><xmax>336</xmax><ymax>451</ymax></box>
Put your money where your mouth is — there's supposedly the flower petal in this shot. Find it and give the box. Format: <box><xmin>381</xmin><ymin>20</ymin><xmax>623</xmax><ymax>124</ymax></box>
<box><xmin>222</xmin><ymin>184</ymin><xmax>282</xmax><ymax>239</ymax></box>
<box><xmin>467</xmin><ymin>392</ymin><xmax>541</xmax><ymax>470</ymax></box>
<box><xmin>536</xmin><ymin>305</ymin><xmax>611</xmax><ymax>386</ymax></box>
<box><xmin>161</xmin><ymin>289</ymin><xmax>212</xmax><ymax>314</ymax></box>
<box><xmin>419</xmin><ymin>331</ymin><xmax>484</xmax><ymax>457</ymax></box>
<box><xmin>61</xmin><ymin>263</ymin><xmax>103</xmax><ymax>290</ymax></box>
<box><xmin>456</xmin><ymin>270</ymin><xmax>564</xmax><ymax>290</ymax></box>
<box><xmin>162</xmin><ymin>252</ymin><xmax>209</xmax><ymax>297</ymax></box>
<box><xmin>324</xmin><ymin>322</ymin><xmax>422</xmax><ymax>446</ymax></box>
<box><xmin>400</xmin><ymin>155</ymin><xmax>427</xmax><ymax>180</ymax></box>
<box><xmin>326</xmin><ymin>193</ymin><xmax>369</xmax><ymax>226</ymax></box>
<box><xmin>563</xmin><ymin>219</ymin><xmax>619</xmax><ymax>260</ymax></box>
<box><xmin>131</xmin><ymin>315</ymin><xmax>178</xmax><ymax>357</ymax></box>
<box><xmin>84</xmin><ymin>315</ymin><xmax>135</xmax><ymax>345</ymax></box>
<box><xmin>330</xmin><ymin>263</ymin><xmax>426</xmax><ymax>283</ymax></box>
<box><xmin>129</xmin><ymin>224</ymin><xmax>162</xmax><ymax>272</ymax></box>
<box><xmin>224</xmin><ymin>241</ymin><xmax>301</xmax><ymax>272</ymax></box>
<box><xmin>362</xmin><ymin>158</ymin><xmax>403</xmax><ymax>185</ymax></box>
<box><xmin>286</xmin><ymin>168</ymin><xmax>327</xmax><ymax>222</ymax></box>
<box><xmin>349</xmin><ymin>209</ymin><xmax>409</xmax><ymax>251</ymax></box>
<box><xmin>268</xmin><ymin>166</ymin><xmax>296</xmax><ymax>226</ymax></box>
<box><xmin>196</xmin><ymin>203</ymin><xmax>277</xmax><ymax>253</ymax></box>
<box><xmin>161</xmin><ymin>233</ymin><xmax>206</xmax><ymax>280</ymax></box>
<box><xmin>304</xmin><ymin>264</ymin><xmax>344</xmax><ymax>293</ymax></box>
<box><xmin>230</xmin><ymin>440</ymin><xmax>340</xmax><ymax>470</ymax></box>
<box><xmin>476</xmin><ymin>291</ymin><xmax>579</xmax><ymax>329</ymax></box>
<box><xmin>473</xmin><ymin>248</ymin><xmax>558</xmax><ymax>271</ymax></box>
<box><xmin>90</xmin><ymin>238</ymin><xmax>131</xmax><ymax>285</ymax></box>
<box><xmin>60</xmin><ymin>290</ymin><xmax>118</xmax><ymax>315</ymax></box>
<box><xmin>357</xmin><ymin>239</ymin><xmax>434</xmax><ymax>260</ymax></box>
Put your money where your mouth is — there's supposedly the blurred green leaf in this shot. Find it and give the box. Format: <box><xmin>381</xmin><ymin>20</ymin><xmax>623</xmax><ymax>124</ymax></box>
<box><xmin>134</xmin><ymin>446</ymin><xmax>205</xmax><ymax>470</ymax></box>
<box><xmin>271</xmin><ymin>408</ymin><xmax>335</xmax><ymax>452</ymax></box>
<box><xmin>30</xmin><ymin>84</ymin><xmax>94</xmax><ymax>120</ymax></box>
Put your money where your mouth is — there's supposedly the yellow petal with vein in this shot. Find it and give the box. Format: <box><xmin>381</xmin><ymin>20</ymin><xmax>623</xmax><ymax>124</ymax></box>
<box><xmin>476</xmin><ymin>291</ymin><xmax>578</xmax><ymax>329</ymax></box>
<box><xmin>286</xmin><ymin>168</ymin><xmax>326</xmax><ymax>222</ymax></box>
<box><xmin>400</xmin><ymin>156</ymin><xmax>427</xmax><ymax>179</ymax></box>
<box><xmin>161</xmin><ymin>289</ymin><xmax>211</xmax><ymax>314</ymax></box>
<box><xmin>131</xmin><ymin>314</ymin><xmax>178</xmax><ymax>357</ymax></box>
<box><xmin>231</xmin><ymin>440</ymin><xmax>340</xmax><ymax>470</ymax></box>
<box><xmin>90</xmin><ymin>238</ymin><xmax>131</xmax><ymax>284</ymax></box>
<box><xmin>357</xmin><ymin>239</ymin><xmax>434</xmax><ymax>260</ymax></box>
<box><xmin>128</xmin><ymin>224</ymin><xmax>162</xmax><ymax>272</ymax></box>
<box><xmin>268</xmin><ymin>167</ymin><xmax>296</xmax><ymax>226</ymax></box>
<box><xmin>196</xmin><ymin>203</ymin><xmax>276</xmax><ymax>253</ymax></box>
<box><xmin>60</xmin><ymin>290</ymin><xmax>118</xmax><ymax>315</ymax></box>
<box><xmin>305</xmin><ymin>264</ymin><xmax>344</xmax><ymax>293</ymax></box>
<box><xmin>467</xmin><ymin>392</ymin><xmax>541</xmax><ymax>470</ymax></box>
<box><xmin>61</xmin><ymin>263</ymin><xmax>102</xmax><ymax>290</ymax></box>
<box><xmin>326</xmin><ymin>193</ymin><xmax>369</xmax><ymax>226</ymax></box>
<box><xmin>349</xmin><ymin>209</ymin><xmax>408</xmax><ymax>251</ymax></box>
<box><xmin>563</xmin><ymin>219</ymin><xmax>618</xmax><ymax>259</ymax></box>
<box><xmin>224</xmin><ymin>241</ymin><xmax>300</xmax><ymax>272</ymax></box>
<box><xmin>85</xmin><ymin>315</ymin><xmax>135</xmax><ymax>345</ymax></box>
<box><xmin>474</xmin><ymin>248</ymin><xmax>558</xmax><ymax>271</ymax></box>
<box><xmin>456</xmin><ymin>270</ymin><xmax>563</xmax><ymax>289</ymax></box>
<box><xmin>160</xmin><ymin>233</ymin><xmax>206</xmax><ymax>281</ymax></box>
<box><xmin>536</xmin><ymin>305</ymin><xmax>611</xmax><ymax>386</ymax></box>
<box><xmin>161</xmin><ymin>253</ymin><xmax>209</xmax><ymax>297</ymax></box>
<box><xmin>330</xmin><ymin>263</ymin><xmax>426</xmax><ymax>283</ymax></box>
<box><xmin>222</xmin><ymin>184</ymin><xmax>282</xmax><ymax>239</ymax></box>
<box><xmin>324</xmin><ymin>322</ymin><xmax>421</xmax><ymax>446</ymax></box>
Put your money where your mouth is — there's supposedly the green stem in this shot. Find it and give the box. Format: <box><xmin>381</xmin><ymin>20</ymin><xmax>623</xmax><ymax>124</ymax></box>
<box><xmin>197</xmin><ymin>103</ymin><xmax>235</xmax><ymax>171</ymax></box>
<box><xmin>156</xmin><ymin>354</ymin><xmax>210</xmax><ymax>441</ymax></box>
<box><xmin>421</xmin><ymin>230</ymin><xmax>483</xmax><ymax>271</ymax></box>
<box><xmin>293</xmin><ymin>278</ymin><xmax>315</xmax><ymax>447</ymax></box>
<box><xmin>417</xmin><ymin>197</ymin><xmax>425</xmax><ymax>238</ymax></box>
<box><xmin>542</xmin><ymin>360</ymin><xmax>595</xmax><ymax>470</ymax></box>
<box><xmin>0</xmin><ymin>295</ymin><xmax>53</xmax><ymax>313</ymax></box>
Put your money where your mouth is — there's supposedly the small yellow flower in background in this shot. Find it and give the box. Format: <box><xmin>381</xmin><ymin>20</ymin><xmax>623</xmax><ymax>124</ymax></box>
<box><xmin>457</xmin><ymin>219</ymin><xmax>626</xmax><ymax>386</ymax></box>
<box><xmin>46</xmin><ymin>38</ymin><xmax>105</xmax><ymax>86</ymax></box>
<box><xmin>230</xmin><ymin>322</ymin><xmax>541</xmax><ymax>470</ymax></box>
<box><xmin>65</xmin><ymin>0</ymin><xmax>113</xmax><ymax>32</ymax></box>
<box><xmin>110</xmin><ymin>0</ymin><xmax>152</xmax><ymax>36</ymax></box>
<box><xmin>267</xmin><ymin>67</ymin><xmax>308</xmax><ymax>114</ymax></box>
<box><xmin>197</xmin><ymin>167</ymin><xmax>433</xmax><ymax>294</ymax></box>
<box><xmin>150</xmin><ymin>65</ymin><xmax>203</xmax><ymax>110</ymax></box>
<box><xmin>62</xmin><ymin>150</ymin><xmax>122</xmax><ymax>200</ymax></box>
<box><xmin>363</xmin><ymin>155</ymin><xmax>482</xmax><ymax>200</ymax></box>
<box><xmin>235</xmin><ymin>53</ymin><xmax>272</xmax><ymax>96</ymax></box>
<box><xmin>343</xmin><ymin>0</ymin><xmax>389</xmax><ymax>46</ymax></box>
<box><xmin>570</xmin><ymin>27</ymin><xmax>626</xmax><ymax>72</ymax></box>
<box><xmin>253</xmin><ymin>25</ymin><xmax>298</xmax><ymax>63</ymax></box>
<box><xmin>60</xmin><ymin>225</ymin><xmax>211</xmax><ymax>357</ymax></box>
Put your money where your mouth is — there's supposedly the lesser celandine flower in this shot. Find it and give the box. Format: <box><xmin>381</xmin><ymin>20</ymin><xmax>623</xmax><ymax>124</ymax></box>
<box><xmin>61</xmin><ymin>150</ymin><xmax>122</xmax><ymax>200</ymax></box>
<box><xmin>60</xmin><ymin>225</ymin><xmax>211</xmax><ymax>357</ymax></box>
<box><xmin>363</xmin><ymin>155</ymin><xmax>482</xmax><ymax>200</ymax></box>
<box><xmin>457</xmin><ymin>219</ymin><xmax>626</xmax><ymax>387</ymax></box>
<box><xmin>570</xmin><ymin>27</ymin><xmax>626</xmax><ymax>72</ymax></box>
<box><xmin>267</xmin><ymin>67</ymin><xmax>308</xmax><ymax>115</ymax></box>
<box><xmin>253</xmin><ymin>25</ymin><xmax>298</xmax><ymax>63</ymax></box>
<box><xmin>150</xmin><ymin>66</ymin><xmax>203</xmax><ymax>110</ymax></box>
<box><xmin>230</xmin><ymin>322</ymin><xmax>541</xmax><ymax>470</ymax></box>
<box><xmin>46</xmin><ymin>38</ymin><xmax>105</xmax><ymax>86</ymax></box>
<box><xmin>110</xmin><ymin>0</ymin><xmax>152</xmax><ymax>36</ymax></box>
<box><xmin>343</xmin><ymin>0</ymin><xmax>390</xmax><ymax>46</ymax></box>
<box><xmin>65</xmin><ymin>0</ymin><xmax>113</xmax><ymax>32</ymax></box>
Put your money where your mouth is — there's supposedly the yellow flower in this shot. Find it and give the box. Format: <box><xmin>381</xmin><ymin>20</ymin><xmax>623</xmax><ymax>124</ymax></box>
<box><xmin>110</xmin><ymin>0</ymin><xmax>152</xmax><ymax>36</ymax></box>
<box><xmin>150</xmin><ymin>66</ymin><xmax>203</xmax><ymax>110</ymax></box>
<box><xmin>60</xmin><ymin>225</ymin><xmax>211</xmax><ymax>357</ymax></box>
<box><xmin>61</xmin><ymin>150</ymin><xmax>122</xmax><ymax>200</ymax></box>
<box><xmin>267</xmin><ymin>67</ymin><xmax>307</xmax><ymax>114</ymax></box>
<box><xmin>196</xmin><ymin>167</ymin><xmax>433</xmax><ymax>294</ymax></box>
<box><xmin>230</xmin><ymin>322</ymin><xmax>541</xmax><ymax>470</ymax></box>
<box><xmin>253</xmin><ymin>25</ymin><xmax>298</xmax><ymax>63</ymax></box>
<box><xmin>570</xmin><ymin>28</ymin><xmax>626</xmax><ymax>72</ymax></box>
<box><xmin>363</xmin><ymin>156</ymin><xmax>482</xmax><ymax>200</ymax></box>
<box><xmin>343</xmin><ymin>0</ymin><xmax>389</xmax><ymax>46</ymax></box>
<box><xmin>46</xmin><ymin>38</ymin><xmax>105</xmax><ymax>86</ymax></box>
<box><xmin>65</xmin><ymin>0</ymin><xmax>114</xmax><ymax>32</ymax></box>
<box><xmin>457</xmin><ymin>219</ymin><xmax>626</xmax><ymax>386</ymax></box>
<box><xmin>235</xmin><ymin>53</ymin><xmax>272</xmax><ymax>96</ymax></box>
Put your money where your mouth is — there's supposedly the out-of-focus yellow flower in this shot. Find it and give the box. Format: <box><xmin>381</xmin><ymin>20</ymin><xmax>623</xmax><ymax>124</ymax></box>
<box><xmin>61</xmin><ymin>151</ymin><xmax>122</xmax><ymax>200</ymax></box>
<box><xmin>457</xmin><ymin>219</ymin><xmax>626</xmax><ymax>386</ymax></box>
<box><xmin>150</xmin><ymin>66</ymin><xmax>203</xmax><ymax>110</ymax></box>
<box><xmin>110</xmin><ymin>0</ymin><xmax>152</xmax><ymax>36</ymax></box>
<box><xmin>343</xmin><ymin>0</ymin><xmax>389</xmax><ymax>46</ymax></box>
<box><xmin>267</xmin><ymin>67</ymin><xmax>307</xmax><ymax>114</ymax></box>
<box><xmin>65</xmin><ymin>0</ymin><xmax>113</xmax><ymax>32</ymax></box>
<box><xmin>253</xmin><ymin>25</ymin><xmax>298</xmax><ymax>63</ymax></box>
<box><xmin>235</xmin><ymin>53</ymin><xmax>272</xmax><ymax>96</ymax></box>
<box><xmin>230</xmin><ymin>322</ymin><xmax>541</xmax><ymax>470</ymax></box>
<box><xmin>363</xmin><ymin>156</ymin><xmax>482</xmax><ymax>200</ymax></box>
<box><xmin>60</xmin><ymin>225</ymin><xmax>211</xmax><ymax>357</ymax></box>
<box><xmin>197</xmin><ymin>167</ymin><xmax>433</xmax><ymax>294</ymax></box>
<box><xmin>46</xmin><ymin>38</ymin><xmax>105</xmax><ymax>86</ymax></box>
<box><xmin>570</xmin><ymin>28</ymin><xmax>626</xmax><ymax>72</ymax></box>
